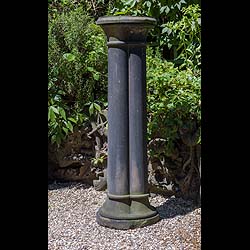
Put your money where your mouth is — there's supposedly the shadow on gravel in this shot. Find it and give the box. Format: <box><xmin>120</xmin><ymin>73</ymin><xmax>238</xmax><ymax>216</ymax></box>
<box><xmin>48</xmin><ymin>180</ymin><xmax>92</xmax><ymax>191</ymax></box>
<box><xmin>156</xmin><ymin>197</ymin><xmax>200</xmax><ymax>219</ymax></box>
<box><xmin>48</xmin><ymin>181</ymin><xmax>200</xmax><ymax>220</ymax></box>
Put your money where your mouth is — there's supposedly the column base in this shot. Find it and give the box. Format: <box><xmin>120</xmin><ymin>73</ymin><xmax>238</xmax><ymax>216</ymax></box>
<box><xmin>96</xmin><ymin>193</ymin><xmax>160</xmax><ymax>229</ymax></box>
<box><xmin>96</xmin><ymin>210</ymin><xmax>160</xmax><ymax>230</ymax></box>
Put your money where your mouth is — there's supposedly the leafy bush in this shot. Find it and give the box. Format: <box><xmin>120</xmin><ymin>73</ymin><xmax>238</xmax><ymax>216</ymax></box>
<box><xmin>48</xmin><ymin>7</ymin><xmax>108</xmax><ymax>145</ymax></box>
<box><xmin>161</xmin><ymin>4</ymin><xmax>201</xmax><ymax>71</ymax></box>
<box><xmin>48</xmin><ymin>0</ymin><xmax>115</xmax><ymax>18</ymax></box>
<box><xmin>146</xmin><ymin>47</ymin><xmax>201</xmax><ymax>154</ymax></box>
<box><xmin>110</xmin><ymin>0</ymin><xmax>201</xmax><ymax>68</ymax></box>
<box><xmin>146</xmin><ymin>47</ymin><xmax>201</xmax><ymax>200</ymax></box>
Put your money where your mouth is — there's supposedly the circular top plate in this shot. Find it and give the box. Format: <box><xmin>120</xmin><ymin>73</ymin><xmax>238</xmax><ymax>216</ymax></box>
<box><xmin>96</xmin><ymin>16</ymin><xmax>156</xmax><ymax>26</ymax></box>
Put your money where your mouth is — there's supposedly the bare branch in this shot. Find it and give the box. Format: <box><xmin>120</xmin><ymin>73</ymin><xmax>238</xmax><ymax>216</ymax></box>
<box><xmin>87</xmin><ymin>121</ymin><xmax>107</xmax><ymax>138</ymax></box>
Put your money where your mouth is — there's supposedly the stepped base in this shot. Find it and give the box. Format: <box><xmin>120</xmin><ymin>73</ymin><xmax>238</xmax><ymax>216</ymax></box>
<box><xmin>96</xmin><ymin>194</ymin><xmax>160</xmax><ymax>229</ymax></box>
<box><xmin>96</xmin><ymin>210</ymin><xmax>160</xmax><ymax>230</ymax></box>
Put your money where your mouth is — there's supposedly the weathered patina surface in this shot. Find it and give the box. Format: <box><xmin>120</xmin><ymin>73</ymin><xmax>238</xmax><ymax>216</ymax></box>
<box><xmin>96</xmin><ymin>16</ymin><xmax>159</xmax><ymax>229</ymax></box>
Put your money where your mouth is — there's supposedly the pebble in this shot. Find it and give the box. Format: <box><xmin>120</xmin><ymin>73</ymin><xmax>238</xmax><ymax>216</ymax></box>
<box><xmin>48</xmin><ymin>182</ymin><xmax>200</xmax><ymax>250</ymax></box>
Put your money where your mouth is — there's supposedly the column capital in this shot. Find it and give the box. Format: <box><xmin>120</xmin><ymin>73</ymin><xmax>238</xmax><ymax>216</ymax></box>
<box><xmin>96</xmin><ymin>16</ymin><xmax>156</xmax><ymax>43</ymax></box>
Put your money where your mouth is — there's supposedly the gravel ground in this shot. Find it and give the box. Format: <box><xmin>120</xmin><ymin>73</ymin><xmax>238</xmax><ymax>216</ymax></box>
<box><xmin>48</xmin><ymin>182</ymin><xmax>201</xmax><ymax>250</ymax></box>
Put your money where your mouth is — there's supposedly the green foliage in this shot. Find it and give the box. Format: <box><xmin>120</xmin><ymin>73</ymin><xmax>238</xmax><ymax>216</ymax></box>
<box><xmin>48</xmin><ymin>0</ymin><xmax>201</xmax><ymax>150</ymax></box>
<box><xmin>86</xmin><ymin>101</ymin><xmax>103</xmax><ymax>116</ymax></box>
<box><xmin>48</xmin><ymin>0</ymin><xmax>116</xmax><ymax>18</ymax></box>
<box><xmin>110</xmin><ymin>0</ymin><xmax>201</xmax><ymax>70</ymax></box>
<box><xmin>91</xmin><ymin>154</ymin><xmax>106</xmax><ymax>166</ymax></box>
<box><xmin>48</xmin><ymin>104</ymin><xmax>76</xmax><ymax>145</ymax></box>
<box><xmin>161</xmin><ymin>4</ymin><xmax>201</xmax><ymax>71</ymax></box>
<box><xmin>48</xmin><ymin>6</ymin><xmax>108</xmax><ymax>145</ymax></box>
<box><xmin>146</xmin><ymin>47</ymin><xmax>201</xmax><ymax>154</ymax></box>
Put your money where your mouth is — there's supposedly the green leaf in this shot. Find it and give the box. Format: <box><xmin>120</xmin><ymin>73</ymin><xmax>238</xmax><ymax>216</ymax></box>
<box><xmin>197</xmin><ymin>18</ymin><xmax>201</xmax><ymax>26</ymax></box>
<box><xmin>167</xmin><ymin>103</ymin><xmax>174</xmax><ymax>109</ymax></box>
<box><xmin>59</xmin><ymin>107</ymin><xmax>66</xmax><ymax>120</ymax></box>
<box><xmin>84</xmin><ymin>102</ymin><xmax>92</xmax><ymax>106</ymax></box>
<box><xmin>162</xmin><ymin>27</ymin><xmax>172</xmax><ymax>35</ymax></box>
<box><xmin>124</xmin><ymin>0</ymin><xmax>136</xmax><ymax>7</ymax></box>
<box><xmin>186</xmin><ymin>48</ymin><xmax>193</xmax><ymax>55</ymax></box>
<box><xmin>62</xmin><ymin>127</ymin><xmax>68</xmax><ymax>134</ymax></box>
<box><xmin>48</xmin><ymin>107</ymin><xmax>56</xmax><ymax>122</ymax></box>
<box><xmin>114</xmin><ymin>10</ymin><xmax>128</xmax><ymax>15</ymax></box>
<box><xmin>52</xmin><ymin>122</ymin><xmax>58</xmax><ymax>129</ymax></box>
<box><xmin>51</xmin><ymin>106</ymin><xmax>59</xmax><ymax>114</ymax></box>
<box><xmin>89</xmin><ymin>103</ymin><xmax>94</xmax><ymax>116</ymax></box>
<box><xmin>93</xmin><ymin>73</ymin><xmax>100</xmax><ymax>80</ymax></box>
<box><xmin>63</xmin><ymin>53</ymin><xmax>76</xmax><ymax>62</ymax></box>
<box><xmin>68</xmin><ymin>117</ymin><xmax>77</xmax><ymax>123</ymax></box>
<box><xmin>87</xmin><ymin>67</ymin><xmax>94</xmax><ymax>72</ymax></box>
<box><xmin>67</xmin><ymin>121</ymin><xmax>73</xmax><ymax>132</ymax></box>
<box><xmin>187</xmin><ymin>59</ymin><xmax>193</xmax><ymax>65</ymax></box>
<box><xmin>160</xmin><ymin>6</ymin><xmax>166</xmax><ymax>14</ymax></box>
<box><xmin>146</xmin><ymin>1</ymin><xmax>151</xmax><ymax>8</ymax></box>
<box><xmin>94</xmin><ymin>103</ymin><xmax>101</xmax><ymax>112</ymax></box>
<box><xmin>160</xmin><ymin>6</ymin><xmax>170</xmax><ymax>14</ymax></box>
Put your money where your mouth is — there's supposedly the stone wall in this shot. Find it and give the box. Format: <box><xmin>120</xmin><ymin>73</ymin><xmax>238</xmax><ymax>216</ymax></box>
<box><xmin>48</xmin><ymin>121</ymin><xmax>200</xmax><ymax>202</ymax></box>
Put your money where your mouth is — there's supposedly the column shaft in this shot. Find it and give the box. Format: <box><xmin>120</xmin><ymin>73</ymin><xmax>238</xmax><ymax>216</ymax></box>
<box><xmin>107</xmin><ymin>46</ymin><xmax>129</xmax><ymax>195</ymax></box>
<box><xmin>129</xmin><ymin>46</ymin><xmax>147</xmax><ymax>195</ymax></box>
